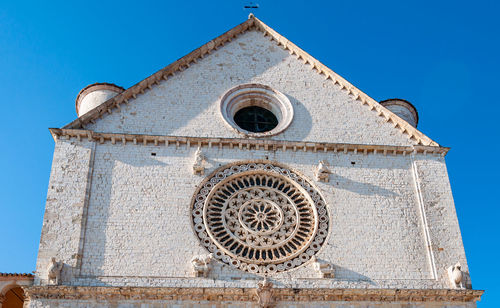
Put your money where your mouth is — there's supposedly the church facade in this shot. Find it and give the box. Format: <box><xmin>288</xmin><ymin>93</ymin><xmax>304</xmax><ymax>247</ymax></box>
<box><xmin>18</xmin><ymin>15</ymin><xmax>482</xmax><ymax>307</ymax></box>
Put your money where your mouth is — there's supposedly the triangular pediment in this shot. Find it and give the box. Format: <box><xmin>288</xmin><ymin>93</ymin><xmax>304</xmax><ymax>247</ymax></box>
<box><xmin>64</xmin><ymin>16</ymin><xmax>438</xmax><ymax>147</ymax></box>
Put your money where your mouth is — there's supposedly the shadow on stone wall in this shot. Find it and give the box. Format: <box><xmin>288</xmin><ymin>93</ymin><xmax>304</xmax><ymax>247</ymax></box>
<box><xmin>333</xmin><ymin>265</ymin><xmax>375</xmax><ymax>284</ymax></box>
<box><xmin>329</xmin><ymin>173</ymin><xmax>398</xmax><ymax>197</ymax></box>
<box><xmin>280</xmin><ymin>94</ymin><xmax>312</xmax><ymax>141</ymax></box>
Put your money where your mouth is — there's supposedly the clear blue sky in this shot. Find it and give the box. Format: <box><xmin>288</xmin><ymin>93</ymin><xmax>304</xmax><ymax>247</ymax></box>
<box><xmin>0</xmin><ymin>0</ymin><xmax>498</xmax><ymax>306</ymax></box>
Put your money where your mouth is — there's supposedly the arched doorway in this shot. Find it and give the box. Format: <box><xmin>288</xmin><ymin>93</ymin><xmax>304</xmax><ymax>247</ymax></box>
<box><xmin>1</xmin><ymin>286</ymin><xmax>25</xmax><ymax>308</ymax></box>
<box><xmin>0</xmin><ymin>273</ymin><xmax>33</xmax><ymax>308</ymax></box>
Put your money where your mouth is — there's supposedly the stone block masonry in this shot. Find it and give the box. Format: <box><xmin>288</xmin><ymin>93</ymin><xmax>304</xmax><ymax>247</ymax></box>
<box><xmin>30</xmin><ymin>16</ymin><xmax>480</xmax><ymax>307</ymax></box>
<box><xmin>35</xmin><ymin>139</ymin><xmax>95</xmax><ymax>285</ymax></box>
<box><xmin>35</xmin><ymin>138</ymin><xmax>468</xmax><ymax>290</ymax></box>
<box><xmin>85</xmin><ymin>31</ymin><xmax>416</xmax><ymax>147</ymax></box>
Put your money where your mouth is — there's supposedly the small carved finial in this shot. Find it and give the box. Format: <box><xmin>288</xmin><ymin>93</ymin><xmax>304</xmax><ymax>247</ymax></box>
<box><xmin>47</xmin><ymin>257</ymin><xmax>63</xmax><ymax>285</ymax></box>
<box><xmin>448</xmin><ymin>262</ymin><xmax>465</xmax><ymax>289</ymax></box>
<box><xmin>311</xmin><ymin>256</ymin><xmax>335</xmax><ymax>278</ymax></box>
<box><xmin>191</xmin><ymin>253</ymin><xmax>213</xmax><ymax>277</ymax></box>
<box><xmin>192</xmin><ymin>147</ymin><xmax>206</xmax><ymax>175</ymax></box>
<box><xmin>315</xmin><ymin>161</ymin><xmax>331</xmax><ymax>182</ymax></box>
<box><xmin>248</xmin><ymin>13</ymin><xmax>255</xmax><ymax>19</ymax></box>
<box><xmin>256</xmin><ymin>278</ymin><xmax>273</xmax><ymax>308</ymax></box>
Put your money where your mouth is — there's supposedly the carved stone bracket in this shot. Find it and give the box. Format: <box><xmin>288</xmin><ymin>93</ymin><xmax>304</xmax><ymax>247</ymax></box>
<box><xmin>447</xmin><ymin>262</ymin><xmax>471</xmax><ymax>289</ymax></box>
<box><xmin>255</xmin><ymin>279</ymin><xmax>274</xmax><ymax>308</ymax></box>
<box><xmin>46</xmin><ymin>257</ymin><xmax>63</xmax><ymax>286</ymax></box>
<box><xmin>192</xmin><ymin>147</ymin><xmax>206</xmax><ymax>175</ymax></box>
<box><xmin>191</xmin><ymin>253</ymin><xmax>213</xmax><ymax>278</ymax></box>
<box><xmin>315</xmin><ymin>161</ymin><xmax>331</xmax><ymax>182</ymax></box>
<box><xmin>311</xmin><ymin>256</ymin><xmax>335</xmax><ymax>278</ymax></box>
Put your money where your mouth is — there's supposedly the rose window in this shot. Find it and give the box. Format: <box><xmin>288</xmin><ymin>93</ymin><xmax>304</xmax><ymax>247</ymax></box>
<box><xmin>238</xmin><ymin>198</ymin><xmax>283</xmax><ymax>235</ymax></box>
<box><xmin>191</xmin><ymin>162</ymin><xmax>329</xmax><ymax>275</ymax></box>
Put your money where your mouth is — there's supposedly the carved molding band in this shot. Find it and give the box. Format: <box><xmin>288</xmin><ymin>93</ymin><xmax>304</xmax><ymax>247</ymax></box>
<box><xmin>192</xmin><ymin>162</ymin><xmax>329</xmax><ymax>275</ymax></box>
<box><xmin>49</xmin><ymin>128</ymin><xmax>450</xmax><ymax>157</ymax></box>
<box><xmin>24</xmin><ymin>286</ymin><xmax>484</xmax><ymax>303</ymax></box>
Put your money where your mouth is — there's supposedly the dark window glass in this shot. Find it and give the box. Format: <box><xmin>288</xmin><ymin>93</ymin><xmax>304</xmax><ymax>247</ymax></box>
<box><xmin>234</xmin><ymin>106</ymin><xmax>278</xmax><ymax>133</ymax></box>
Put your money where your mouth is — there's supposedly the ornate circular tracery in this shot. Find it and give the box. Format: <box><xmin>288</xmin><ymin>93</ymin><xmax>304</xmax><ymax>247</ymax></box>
<box><xmin>238</xmin><ymin>198</ymin><xmax>284</xmax><ymax>235</ymax></box>
<box><xmin>191</xmin><ymin>162</ymin><xmax>329</xmax><ymax>275</ymax></box>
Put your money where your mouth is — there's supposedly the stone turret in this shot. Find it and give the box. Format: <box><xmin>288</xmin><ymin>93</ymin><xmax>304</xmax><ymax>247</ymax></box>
<box><xmin>380</xmin><ymin>98</ymin><xmax>419</xmax><ymax>128</ymax></box>
<box><xmin>75</xmin><ymin>83</ymin><xmax>124</xmax><ymax>117</ymax></box>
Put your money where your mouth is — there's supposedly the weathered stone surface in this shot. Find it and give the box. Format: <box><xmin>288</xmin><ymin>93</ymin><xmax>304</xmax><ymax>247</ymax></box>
<box><xmin>24</xmin><ymin>286</ymin><xmax>482</xmax><ymax>307</ymax></box>
<box><xmin>85</xmin><ymin>30</ymin><xmax>416</xmax><ymax>146</ymax></box>
<box><xmin>35</xmin><ymin>141</ymin><xmax>468</xmax><ymax>290</ymax></box>
<box><xmin>31</xmin><ymin>16</ymin><xmax>481</xmax><ymax>308</ymax></box>
<box><xmin>35</xmin><ymin>139</ymin><xmax>95</xmax><ymax>286</ymax></box>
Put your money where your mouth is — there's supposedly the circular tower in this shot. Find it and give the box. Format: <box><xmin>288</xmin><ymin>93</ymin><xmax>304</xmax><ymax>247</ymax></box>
<box><xmin>379</xmin><ymin>98</ymin><xmax>419</xmax><ymax>128</ymax></box>
<box><xmin>75</xmin><ymin>83</ymin><xmax>125</xmax><ymax>117</ymax></box>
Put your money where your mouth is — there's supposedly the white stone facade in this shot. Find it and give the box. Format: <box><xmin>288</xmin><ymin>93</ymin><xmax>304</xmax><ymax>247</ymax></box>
<box><xmin>29</xmin><ymin>17</ymin><xmax>481</xmax><ymax>307</ymax></box>
<box><xmin>35</xmin><ymin>140</ymin><xmax>467</xmax><ymax>287</ymax></box>
<box><xmin>85</xmin><ymin>31</ymin><xmax>415</xmax><ymax>146</ymax></box>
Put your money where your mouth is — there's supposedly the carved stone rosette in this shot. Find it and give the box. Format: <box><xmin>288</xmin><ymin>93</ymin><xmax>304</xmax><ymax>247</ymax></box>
<box><xmin>191</xmin><ymin>162</ymin><xmax>329</xmax><ymax>275</ymax></box>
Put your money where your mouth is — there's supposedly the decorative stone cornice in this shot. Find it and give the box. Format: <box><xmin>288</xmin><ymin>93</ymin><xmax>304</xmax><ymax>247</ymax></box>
<box><xmin>62</xmin><ymin>16</ymin><xmax>438</xmax><ymax>147</ymax></box>
<box><xmin>0</xmin><ymin>273</ymin><xmax>33</xmax><ymax>279</ymax></box>
<box><xmin>24</xmin><ymin>286</ymin><xmax>483</xmax><ymax>303</ymax></box>
<box><xmin>49</xmin><ymin>128</ymin><xmax>450</xmax><ymax>157</ymax></box>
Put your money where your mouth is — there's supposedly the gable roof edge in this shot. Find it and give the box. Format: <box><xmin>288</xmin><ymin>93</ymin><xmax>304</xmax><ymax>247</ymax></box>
<box><xmin>251</xmin><ymin>18</ymin><xmax>438</xmax><ymax>146</ymax></box>
<box><xmin>62</xmin><ymin>18</ymin><xmax>256</xmax><ymax>130</ymax></box>
<box><xmin>63</xmin><ymin>16</ymin><xmax>438</xmax><ymax>147</ymax></box>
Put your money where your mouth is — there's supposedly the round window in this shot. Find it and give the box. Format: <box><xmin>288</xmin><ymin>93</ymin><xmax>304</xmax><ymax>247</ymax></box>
<box><xmin>220</xmin><ymin>84</ymin><xmax>294</xmax><ymax>137</ymax></box>
<box><xmin>234</xmin><ymin>106</ymin><xmax>278</xmax><ymax>133</ymax></box>
<box><xmin>191</xmin><ymin>162</ymin><xmax>329</xmax><ymax>275</ymax></box>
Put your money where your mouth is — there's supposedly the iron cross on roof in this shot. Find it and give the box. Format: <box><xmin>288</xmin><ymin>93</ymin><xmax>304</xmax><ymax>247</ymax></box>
<box><xmin>244</xmin><ymin>2</ymin><xmax>259</xmax><ymax>9</ymax></box>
